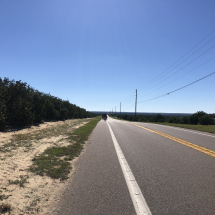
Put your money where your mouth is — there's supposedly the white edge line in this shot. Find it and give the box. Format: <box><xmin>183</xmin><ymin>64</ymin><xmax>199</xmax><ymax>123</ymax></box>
<box><xmin>107</xmin><ymin>122</ymin><xmax>152</xmax><ymax>215</ymax></box>
<box><xmin>136</xmin><ymin>123</ymin><xmax>215</xmax><ymax>138</ymax></box>
<box><xmin>111</xmin><ymin>117</ymin><xmax>215</xmax><ymax>138</ymax></box>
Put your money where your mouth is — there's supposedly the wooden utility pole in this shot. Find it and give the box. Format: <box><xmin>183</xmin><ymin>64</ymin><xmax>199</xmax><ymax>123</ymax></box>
<box><xmin>135</xmin><ymin>89</ymin><xmax>137</xmax><ymax>119</ymax></box>
<box><xmin>115</xmin><ymin>106</ymin><xmax>116</xmax><ymax>116</ymax></box>
<box><xmin>120</xmin><ymin>102</ymin><xmax>121</xmax><ymax>116</ymax></box>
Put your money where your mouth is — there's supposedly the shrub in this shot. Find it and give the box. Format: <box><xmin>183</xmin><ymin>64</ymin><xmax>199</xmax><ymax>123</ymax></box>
<box><xmin>155</xmin><ymin>114</ymin><xmax>165</xmax><ymax>122</ymax></box>
<box><xmin>190</xmin><ymin>111</ymin><xmax>207</xmax><ymax>125</ymax></box>
<box><xmin>0</xmin><ymin>77</ymin><xmax>97</xmax><ymax>130</ymax></box>
<box><xmin>199</xmin><ymin>115</ymin><xmax>214</xmax><ymax>125</ymax></box>
<box><xmin>189</xmin><ymin>114</ymin><xmax>199</xmax><ymax>125</ymax></box>
<box><xmin>0</xmin><ymin>101</ymin><xmax>6</xmax><ymax>130</ymax></box>
<box><xmin>181</xmin><ymin>116</ymin><xmax>189</xmax><ymax>124</ymax></box>
<box><xmin>168</xmin><ymin>116</ymin><xmax>180</xmax><ymax>123</ymax></box>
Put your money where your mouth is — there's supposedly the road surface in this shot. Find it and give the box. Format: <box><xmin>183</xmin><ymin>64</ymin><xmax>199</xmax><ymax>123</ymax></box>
<box><xmin>55</xmin><ymin>117</ymin><xmax>215</xmax><ymax>215</ymax></box>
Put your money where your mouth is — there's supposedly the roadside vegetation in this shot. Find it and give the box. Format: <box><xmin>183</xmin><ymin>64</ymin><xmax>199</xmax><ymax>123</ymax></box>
<box><xmin>112</xmin><ymin>111</ymin><xmax>215</xmax><ymax>134</ymax></box>
<box><xmin>0</xmin><ymin>202</ymin><xmax>12</xmax><ymax>214</ymax></box>
<box><xmin>0</xmin><ymin>77</ymin><xmax>97</xmax><ymax>131</ymax></box>
<box><xmin>0</xmin><ymin>116</ymin><xmax>101</xmax><ymax>214</ymax></box>
<box><xmin>0</xmin><ymin>78</ymin><xmax>101</xmax><ymax>214</ymax></box>
<box><xmin>148</xmin><ymin>123</ymin><xmax>215</xmax><ymax>134</ymax></box>
<box><xmin>29</xmin><ymin>116</ymin><xmax>101</xmax><ymax>180</ymax></box>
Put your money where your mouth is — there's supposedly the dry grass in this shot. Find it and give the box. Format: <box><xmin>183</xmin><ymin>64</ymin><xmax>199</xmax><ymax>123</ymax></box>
<box><xmin>0</xmin><ymin>119</ymin><xmax>88</xmax><ymax>154</ymax></box>
<box><xmin>0</xmin><ymin>117</ymin><xmax>101</xmax><ymax>214</ymax></box>
<box><xmin>0</xmin><ymin>202</ymin><xmax>12</xmax><ymax>213</ymax></box>
<box><xmin>29</xmin><ymin>116</ymin><xmax>101</xmax><ymax>180</ymax></box>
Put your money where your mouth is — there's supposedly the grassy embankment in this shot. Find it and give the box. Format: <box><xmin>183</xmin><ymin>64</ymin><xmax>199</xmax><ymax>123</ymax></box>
<box><xmin>0</xmin><ymin>116</ymin><xmax>101</xmax><ymax>182</ymax></box>
<box><xmin>151</xmin><ymin>122</ymin><xmax>215</xmax><ymax>134</ymax></box>
<box><xmin>29</xmin><ymin>116</ymin><xmax>101</xmax><ymax>180</ymax></box>
<box><xmin>111</xmin><ymin>116</ymin><xmax>215</xmax><ymax>134</ymax></box>
<box><xmin>0</xmin><ymin>117</ymin><xmax>101</xmax><ymax>214</ymax></box>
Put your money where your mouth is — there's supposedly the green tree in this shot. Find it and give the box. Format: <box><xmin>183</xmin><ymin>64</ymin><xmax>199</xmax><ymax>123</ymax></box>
<box><xmin>199</xmin><ymin>115</ymin><xmax>214</xmax><ymax>125</ymax></box>
<box><xmin>181</xmin><ymin>116</ymin><xmax>189</xmax><ymax>124</ymax></box>
<box><xmin>190</xmin><ymin>111</ymin><xmax>207</xmax><ymax>125</ymax></box>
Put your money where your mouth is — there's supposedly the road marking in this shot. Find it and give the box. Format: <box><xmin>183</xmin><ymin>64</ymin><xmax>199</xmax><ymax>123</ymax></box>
<box><xmin>110</xmin><ymin>117</ymin><xmax>215</xmax><ymax>138</ymax></box>
<box><xmin>139</xmin><ymin>123</ymin><xmax>215</xmax><ymax>138</ymax></box>
<box><xmin>132</xmin><ymin>123</ymin><xmax>215</xmax><ymax>158</ymax></box>
<box><xmin>107</xmin><ymin>122</ymin><xmax>152</xmax><ymax>215</ymax></box>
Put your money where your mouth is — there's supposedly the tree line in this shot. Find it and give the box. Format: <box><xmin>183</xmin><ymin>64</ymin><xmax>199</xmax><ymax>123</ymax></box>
<box><xmin>115</xmin><ymin>111</ymin><xmax>215</xmax><ymax>125</ymax></box>
<box><xmin>0</xmin><ymin>78</ymin><xmax>96</xmax><ymax>131</ymax></box>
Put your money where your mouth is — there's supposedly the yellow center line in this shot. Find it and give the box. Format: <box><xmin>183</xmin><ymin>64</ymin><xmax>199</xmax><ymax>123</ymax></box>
<box><xmin>131</xmin><ymin>123</ymin><xmax>215</xmax><ymax>158</ymax></box>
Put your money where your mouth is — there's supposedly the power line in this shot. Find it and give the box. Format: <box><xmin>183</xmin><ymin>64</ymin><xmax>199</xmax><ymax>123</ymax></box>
<box><xmin>138</xmin><ymin>71</ymin><xmax>215</xmax><ymax>104</ymax></box>
<box><xmin>138</xmin><ymin>43</ymin><xmax>215</xmax><ymax>96</ymax></box>
<box><xmin>116</xmin><ymin>90</ymin><xmax>136</xmax><ymax>108</ymax></box>
<box><xmin>122</xmin><ymin>96</ymin><xmax>136</xmax><ymax>106</ymax></box>
<box><xmin>116</xmin><ymin>28</ymin><xmax>215</xmax><ymax>113</ymax></box>
<box><xmin>138</xmin><ymin>56</ymin><xmax>215</xmax><ymax>100</ymax></box>
<box><xmin>123</xmin><ymin>92</ymin><xmax>135</xmax><ymax>103</ymax></box>
<box><xmin>122</xmin><ymin>103</ymin><xmax>135</xmax><ymax>111</ymax></box>
<box><xmin>138</xmin><ymin>28</ymin><xmax>215</xmax><ymax>92</ymax></box>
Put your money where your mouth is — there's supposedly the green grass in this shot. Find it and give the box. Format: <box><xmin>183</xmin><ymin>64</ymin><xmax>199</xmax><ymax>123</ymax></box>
<box><xmin>111</xmin><ymin>116</ymin><xmax>215</xmax><ymax>134</ymax></box>
<box><xmin>8</xmin><ymin>178</ymin><xmax>28</xmax><ymax>187</ymax></box>
<box><xmin>0</xmin><ymin>119</ymin><xmax>89</xmax><ymax>153</ymax></box>
<box><xmin>0</xmin><ymin>194</ymin><xmax>12</xmax><ymax>201</ymax></box>
<box><xmin>29</xmin><ymin>116</ymin><xmax>101</xmax><ymax>180</ymax></box>
<box><xmin>151</xmin><ymin>122</ymin><xmax>215</xmax><ymax>134</ymax></box>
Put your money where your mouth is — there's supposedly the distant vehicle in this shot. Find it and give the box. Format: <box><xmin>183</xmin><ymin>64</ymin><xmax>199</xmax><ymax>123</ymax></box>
<box><xmin>102</xmin><ymin>114</ymin><xmax>107</xmax><ymax>121</ymax></box>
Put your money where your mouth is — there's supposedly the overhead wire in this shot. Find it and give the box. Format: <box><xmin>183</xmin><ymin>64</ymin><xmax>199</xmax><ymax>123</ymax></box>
<box><xmin>138</xmin><ymin>56</ymin><xmax>215</xmax><ymax>100</ymax></box>
<box><xmin>122</xmin><ymin>103</ymin><xmax>135</xmax><ymax>111</ymax></box>
<box><xmin>138</xmin><ymin>36</ymin><xmax>215</xmax><ymax>95</ymax></box>
<box><xmin>114</xmin><ymin>90</ymin><xmax>136</xmax><ymax>109</ymax></box>
<box><xmin>137</xmin><ymin>28</ymin><xmax>215</xmax><ymax>92</ymax></box>
<box><xmin>138</xmin><ymin>71</ymin><xmax>215</xmax><ymax>104</ymax></box>
<box><xmin>123</xmin><ymin>95</ymin><xmax>136</xmax><ymax>105</ymax></box>
<box><xmin>115</xmin><ymin>28</ymin><xmax>215</xmax><ymax>112</ymax></box>
<box><xmin>138</xmin><ymin>43</ymin><xmax>215</xmax><ymax>97</ymax></box>
<box><xmin>121</xmin><ymin>96</ymin><xmax>136</xmax><ymax>110</ymax></box>
<box><xmin>121</xmin><ymin>91</ymin><xmax>136</xmax><ymax>104</ymax></box>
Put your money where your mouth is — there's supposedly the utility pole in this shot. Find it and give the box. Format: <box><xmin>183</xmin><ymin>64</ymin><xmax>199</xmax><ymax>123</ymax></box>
<box><xmin>135</xmin><ymin>89</ymin><xmax>137</xmax><ymax>120</ymax></box>
<box><xmin>115</xmin><ymin>106</ymin><xmax>116</xmax><ymax>116</ymax></box>
<box><xmin>120</xmin><ymin>102</ymin><xmax>121</xmax><ymax>116</ymax></box>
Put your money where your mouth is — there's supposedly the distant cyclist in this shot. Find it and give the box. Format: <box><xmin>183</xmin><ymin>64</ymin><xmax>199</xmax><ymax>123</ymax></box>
<box><xmin>102</xmin><ymin>114</ymin><xmax>107</xmax><ymax>121</ymax></box>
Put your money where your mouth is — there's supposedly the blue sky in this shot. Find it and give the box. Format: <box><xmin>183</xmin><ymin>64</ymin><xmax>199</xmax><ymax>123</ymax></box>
<box><xmin>0</xmin><ymin>0</ymin><xmax>215</xmax><ymax>113</ymax></box>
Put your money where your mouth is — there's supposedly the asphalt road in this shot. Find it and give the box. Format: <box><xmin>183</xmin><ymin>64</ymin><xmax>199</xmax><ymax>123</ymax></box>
<box><xmin>56</xmin><ymin>117</ymin><xmax>215</xmax><ymax>215</ymax></box>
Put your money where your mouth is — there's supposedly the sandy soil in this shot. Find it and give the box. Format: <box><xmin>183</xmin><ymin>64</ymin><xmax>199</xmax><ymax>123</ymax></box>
<box><xmin>0</xmin><ymin>119</ymin><xmax>89</xmax><ymax>214</ymax></box>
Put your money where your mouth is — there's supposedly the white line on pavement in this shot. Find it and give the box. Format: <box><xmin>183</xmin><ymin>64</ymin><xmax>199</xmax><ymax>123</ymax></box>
<box><xmin>109</xmin><ymin>117</ymin><xmax>215</xmax><ymax>138</ymax></box>
<box><xmin>107</xmin><ymin>122</ymin><xmax>152</xmax><ymax>215</ymax></box>
<box><xmin>137</xmin><ymin>123</ymin><xmax>215</xmax><ymax>138</ymax></box>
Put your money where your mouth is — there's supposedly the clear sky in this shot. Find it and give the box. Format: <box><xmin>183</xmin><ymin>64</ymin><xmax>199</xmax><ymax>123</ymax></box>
<box><xmin>1</xmin><ymin>0</ymin><xmax>215</xmax><ymax>113</ymax></box>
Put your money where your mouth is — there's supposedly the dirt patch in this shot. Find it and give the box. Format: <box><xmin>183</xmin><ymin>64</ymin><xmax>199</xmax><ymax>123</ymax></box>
<box><xmin>0</xmin><ymin>119</ymin><xmax>90</xmax><ymax>214</ymax></box>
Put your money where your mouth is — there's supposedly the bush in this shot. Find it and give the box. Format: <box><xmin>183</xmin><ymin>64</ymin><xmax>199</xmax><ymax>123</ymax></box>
<box><xmin>168</xmin><ymin>116</ymin><xmax>180</xmax><ymax>123</ymax></box>
<box><xmin>0</xmin><ymin>77</ymin><xmax>97</xmax><ymax>131</ymax></box>
<box><xmin>155</xmin><ymin>114</ymin><xmax>165</xmax><ymax>122</ymax></box>
<box><xmin>0</xmin><ymin>100</ymin><xmax>6</xmax><ymax>130</ymax></box>
<box><xmin>181</xmin><ymin>116</ymin><xmax>189</xmax><ymax>124</ymax></box>
<box><xmin>189</xmin><ymin>114</ymin><xmax>199</xmax><ymax>125</ymax></box>
<box><xmin>199</xmin><ymin>115</ymin><xmax>214</xmax><ymax>125</ymax></box>
<box><xmin>190</xmin><ymin>111</ymin><xmax>207</xmax><ymax>125</ymax></box>
<box><xmin>117</xmin><ymin>112</ymin><xmax>214</xmax><ymax>126</ymax></box>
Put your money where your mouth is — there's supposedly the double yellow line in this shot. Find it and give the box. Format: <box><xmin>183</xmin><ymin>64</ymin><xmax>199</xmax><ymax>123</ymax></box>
<box><xmin>132</xmin><ymin>123</ymin><xmax>215</xmax><ymax>158</ymax></box>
